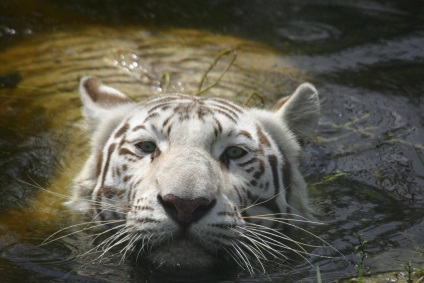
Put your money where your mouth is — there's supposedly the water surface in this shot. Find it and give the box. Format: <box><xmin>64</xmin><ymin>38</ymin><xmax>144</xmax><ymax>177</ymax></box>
<box><xmin>0</xmin><ymin>1</ymin><xmax>423</xmax><ymax>282</ymax></box>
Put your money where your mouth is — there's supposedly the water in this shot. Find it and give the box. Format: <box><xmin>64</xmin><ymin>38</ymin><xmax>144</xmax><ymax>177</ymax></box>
<box><xmin>0</xmin><ymin>1</ymin><xmax>423</xmax><ymax>282</ymax></box>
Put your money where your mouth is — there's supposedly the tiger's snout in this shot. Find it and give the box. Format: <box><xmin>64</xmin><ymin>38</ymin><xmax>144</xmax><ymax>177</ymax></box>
<box><xmin>153</xmin><ymin>148</ymin><xmax>221</xmax><ymax>227</ymax></box>
<box><xmin>157</xmin><ymin>194</ymin><xmax>216</xmax><ymax>226</ymax></box>
<box><xmin>153</xmin><ymin>147</ymin><xmax>222</xmax><ymax>201</ymax></box>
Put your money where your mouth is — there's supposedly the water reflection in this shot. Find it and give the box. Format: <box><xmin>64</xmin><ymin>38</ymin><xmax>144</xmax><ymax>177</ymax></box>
<box><xmin>0</xmin><ymin>0</ymin><xmax>423</xmax><ymax>282</ymax></box>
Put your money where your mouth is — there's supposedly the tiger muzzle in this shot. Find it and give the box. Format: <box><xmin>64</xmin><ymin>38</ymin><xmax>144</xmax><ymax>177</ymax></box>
<box><xmin>153</xmin><ymin>148</ymin><xmax>221</xmax><ymax>226</ymax></box>
<box><xmin>158</xmin><ymin>194</ymin><xmax>216</xmax><ymax>226</ymax></box>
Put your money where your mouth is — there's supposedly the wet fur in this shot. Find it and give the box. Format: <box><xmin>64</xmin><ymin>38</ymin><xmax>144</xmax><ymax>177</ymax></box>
<box><xmin>63</xmin><ymin>77</ymin><xmax>321</xmax><ymax>274</ymax></box>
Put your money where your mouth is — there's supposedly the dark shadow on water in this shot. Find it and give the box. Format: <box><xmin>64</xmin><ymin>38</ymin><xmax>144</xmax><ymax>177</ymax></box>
<box><xmin>131</xmin><ymin>261</ymin><xmax>240</xmax><ymax>283</ymax></box>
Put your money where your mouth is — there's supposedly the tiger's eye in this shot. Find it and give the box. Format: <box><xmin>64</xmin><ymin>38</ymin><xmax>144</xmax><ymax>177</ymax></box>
<box><xmin>225</xmin><ymin>146</ymin><xmax>248</xmax><ymax>159</ymax></box>
<box><xmin>135</xmin><ymin>141</ymin><xmax>157</xmax><ymax>153</ymax></box>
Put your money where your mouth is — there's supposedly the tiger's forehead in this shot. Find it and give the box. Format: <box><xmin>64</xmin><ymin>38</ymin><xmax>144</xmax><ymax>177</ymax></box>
<box><xmin>144</xmin><ymin>94</ymin><xmax>246</xmax><ymax>119</ymax></box>
<box><xmin>124</xmin><ymin>94</ymin><xmax>253</xmax><ymax>145</ymax></box>
<box><xmin>133</xmin><ymin>94</ymin><xmax>248</xmax><ymax>125</ymax></box>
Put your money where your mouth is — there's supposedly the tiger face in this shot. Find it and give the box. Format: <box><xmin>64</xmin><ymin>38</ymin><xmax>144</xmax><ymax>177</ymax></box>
<box><xmin>67</xmin><ymin>77</ymin><xmax>320</xmax><ymax>272</ymax></box>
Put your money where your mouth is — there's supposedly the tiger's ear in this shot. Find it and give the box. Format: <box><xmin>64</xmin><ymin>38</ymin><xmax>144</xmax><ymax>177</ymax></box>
<box><xmin>79</xmin><ymin>77</ymin><xmax>133</xmax><ymax>128</ymax></box>
<box><xmin>270</xmin><ymin>83</ymin><xmax>320</xmax><ymax>146</ymax></box>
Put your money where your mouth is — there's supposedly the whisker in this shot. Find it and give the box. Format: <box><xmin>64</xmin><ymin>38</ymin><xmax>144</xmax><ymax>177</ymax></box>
<box><xmin>243</xmin><ymin>213</ymin><xmax>323</xmax><ymax>225</ymax></box>
<box><xmin>239</xmin><ymin>191</ymin><xmax>283</xmax><ymax>213</ymax></box>
<box><xmin>79</xmin><ymin>224</ymin><xmax>128</xmax><ymax>257</ymax></box>
<box><xmin>135</xmin><ymin>234</ymin><xmax>150</xmax><ymax>262</ymax></box>
<box><xmin>18</xmin><ymin>177</ymin><xmax>130</xmax><ymax>213</ymax></box>
<box><xmin>246</xmin><ymin>224</ymin><xmax>325</xmax><ymax>251</ymax></box>
<box><xmin>245</xmin><ymin>218</ymin><xmax>342</xmax><ymax>258</ymax></box>
<box><xmin>119</xmin><ymin>231</ymin><xmax>142</xmax><ymax>263</ymax></box>
<box><xmin>230</xmin><ymin>241</ymin><xmax>255</xmax><ymax>275</ymax></box>
<box><xmin>42</xmin><ymin>219</ymin><xmax>125</xmax><ymax>246</ymax></box>
<box><xmin>243</xmin><ymin>226</ymin><xmax>309</xmax><ymax>260</ymax></box>
<box><xmin>87</xmin><ymin>223</ymin><xmax>128</xmax><ymax>248</ymax></box>
<box><xmin>235</xmin><ymin>226</ymin><xmax>288</xmax><ymax>259</ymax></box>
<box><xmin>238</xmin><ymin>241</ymin><xmax>267</xmax><ymax>274</ymax></box>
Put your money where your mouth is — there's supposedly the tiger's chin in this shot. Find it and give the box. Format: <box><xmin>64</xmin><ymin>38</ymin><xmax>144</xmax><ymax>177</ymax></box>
<box><xmin>147</xmin><ymin>239</ymin><xmax>220</xmax><ymax>270</ymax></box>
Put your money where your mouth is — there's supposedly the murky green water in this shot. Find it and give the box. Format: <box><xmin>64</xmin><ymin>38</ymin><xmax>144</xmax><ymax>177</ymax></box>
<box><xmin>0</xmin><ymin>1</ymin><xmax>423</xmax><ymax>282</ymax></box>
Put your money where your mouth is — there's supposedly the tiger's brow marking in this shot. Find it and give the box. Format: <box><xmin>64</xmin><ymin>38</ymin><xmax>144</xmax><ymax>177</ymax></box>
<box><xmin>256</xmin><ymin>124</ymin><xmax>271</xmax><ymax>147</ymax></box>
<box><xmin>238</xmin><ymin>130</ymin><xmax>253</xmax><ymax>139</ymax></box>
<box><xmin>143</xmin><ymin>112</ymin><xmax>160</xmax><ymax>123</ymax></box>
<box><xmin>114</xmin><ymin>122</ymin><xmax>129</xmax><ymax>138</ymax></box>
<box><xmin>132</xmin><ymin>125</ymin><xmax>146</xmax><ymax>132</ymax></box>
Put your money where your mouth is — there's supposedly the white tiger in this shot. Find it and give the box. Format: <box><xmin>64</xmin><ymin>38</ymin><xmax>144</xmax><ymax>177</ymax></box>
<box><xmin>66</xmin><ymin>77</ymin><xmax>320</xmax><ymax>273</ymax></box>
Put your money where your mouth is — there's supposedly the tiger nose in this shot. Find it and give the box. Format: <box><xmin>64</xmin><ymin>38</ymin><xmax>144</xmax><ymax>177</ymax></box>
<box><xmin>158</xmin><ymin>194</ymin><xmax>216</xmax><ymax>225</ymax></box>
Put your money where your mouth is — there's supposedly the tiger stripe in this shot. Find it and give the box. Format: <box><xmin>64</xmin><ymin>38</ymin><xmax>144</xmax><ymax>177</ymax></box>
<box><xmin>114</xmin><ymin>122</ymin><xmax>129</xmax><ymax>138</ymax></box>
<box><xmin>256</xmin><ymin>124</ymin><xmax>271</xmax><ymax>147</ymax></box>
<box><xmin>267</xmin><ymin>155</ymin><xmax>281</xmax><ymax>196</ymax></box>
<box><xmin>282</xmin><ymin>161</ymin><xmax>292</xmax><ymax>215</ymax></box>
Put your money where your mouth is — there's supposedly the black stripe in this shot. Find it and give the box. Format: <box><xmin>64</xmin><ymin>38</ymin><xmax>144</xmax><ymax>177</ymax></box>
<box><xmin>267</xmin><ymin>155</ymin><xmax>280</xmax><ymax>196</ymax></box>
<box><xmin>238</xmin><ymin>130</ymin><xmax>253</xmax><ymax>139</ymax></box>
<box><xmin>96</xmin><ymin>143</ymin><xmax>116</xmax><ymax>221</ymax></box>
<box><xmin>233</xmin><ymin>185</ymin><xmax>243</xmax><ymax>205</ymax></box>
<box><xmin>145</xmin><ymin>95</ymin><xmax>184</xmax><ymax>106</ymax></box>
<box><xmin>147</xmin><ymin>102</ymin><xmax>174</xmax><ymax>114</ymax></box>
<box><xmin>114</xmin><ymin>122</ymin><xmax>129</xmax><ymax>138</ymax></box>
<box><xmin>214</xmin><ymin>118</ymin><xmax>223</xmax><ymax>134</ymax></box>
<box><xmin>256</xmin><ymin>124</ymin><xmax>271</xmax><ymax>147</ymax></box>
<box><xmin>282</xmin><ymin>161</ymin><xmax>292</xmax><ymax>215</ymax></box>
<box><xmin>238</xmin><ymin>157</ymin><xmax>257</xmax><ymax>167</ymax></box>
<box><xmin>162</xmin><ymin>115</ymin><xmax>173</xmax><ymax>127</ymax></box>
<box><xmin>100</xmin><ymin>143</ymin><xmax>116</xmax><ymax>188</ymax></box>
<box><xmin>207</xmin><ymin>98</ymin><xmax>244</xmax><ymax>113</ymax></box>
<box><xmin>95</xmin><ymin>151</ymin><xmax>103</xmax><ymax>177</ymax></box>
<box><xmin>119</xmin><ymin>148</ymin><xmax>139</xmax><ymax>157</ymax></box>
<box><xmin>253</xmin><ymin>159</ymin><xmax>265</xmax><ymax>180</ymax></box>
<box><xmin>132</xmin><ymin>125</ymin><xmax>146</xmax><ymax>132</ymax></box>
<box><xmin>143</xmin><ymin>112</ymin><xmax>159</xmax><ymax>123</ymax></box>
<box><xmin>210</xmin><ymin>106</ymin><xmax>238</xmax><ymax>123</ymax></box>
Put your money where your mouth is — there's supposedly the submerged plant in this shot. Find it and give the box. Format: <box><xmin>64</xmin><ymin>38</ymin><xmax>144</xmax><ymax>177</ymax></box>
<box><xmin>161</xmin><ymin>72</ymin><xmax>170</xmax><ymax>93</ymax></box>
<box><xmin>316</xmin><ymin>265</ymin><xmax>322</xmax><ymax>283</ymax></box>
<box><xmin>404</xmin><ymin>261</ymin><xmax>414</xmax><ymax>283</ymax></box>
<box><xmin>413</xmin><ymin>144</ymin><xmax>424</xmax><ymax>167</ymax></box>
<box><xmin>353</xmin><ymin>233</ymin><xmax>368</xmax><ymax>283</ymax></box>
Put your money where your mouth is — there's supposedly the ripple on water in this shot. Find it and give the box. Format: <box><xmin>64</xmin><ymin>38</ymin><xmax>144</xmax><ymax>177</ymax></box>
<box><xmin>276</xmin><ymin>21</ymin><xmax>341</xmax><ymax>42</ymax></box>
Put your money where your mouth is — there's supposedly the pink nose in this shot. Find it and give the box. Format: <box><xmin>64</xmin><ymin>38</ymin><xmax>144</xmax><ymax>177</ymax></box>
<box><xmin>158</xmin><ymin>194</ymin><xmax>216</xmax><ymax>225</ymax></box>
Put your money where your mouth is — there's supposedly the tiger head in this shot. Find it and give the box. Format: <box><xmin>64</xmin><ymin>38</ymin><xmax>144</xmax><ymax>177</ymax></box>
<box><xmin>67</xmin><ymin>77</ymin><xmax>320</xmax><ymax>272</ymax></box>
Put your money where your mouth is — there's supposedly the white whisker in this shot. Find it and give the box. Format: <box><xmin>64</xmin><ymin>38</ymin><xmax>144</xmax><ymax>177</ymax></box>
<box><xmin>42</xmin><ymin>219</ymin><xmax>125</xmax><ymax>246</ymax></box>
<box><xmin>245</xmin><ymin>217</ymin><xmax>342</xmax><ymax>258</ymax></box>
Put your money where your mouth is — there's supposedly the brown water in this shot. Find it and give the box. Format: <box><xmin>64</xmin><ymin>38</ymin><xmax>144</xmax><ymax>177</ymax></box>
<box><xmin>0</xmin><ymin>1</ymin><xmax>423</xmax><ymax>282</ymax></box>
